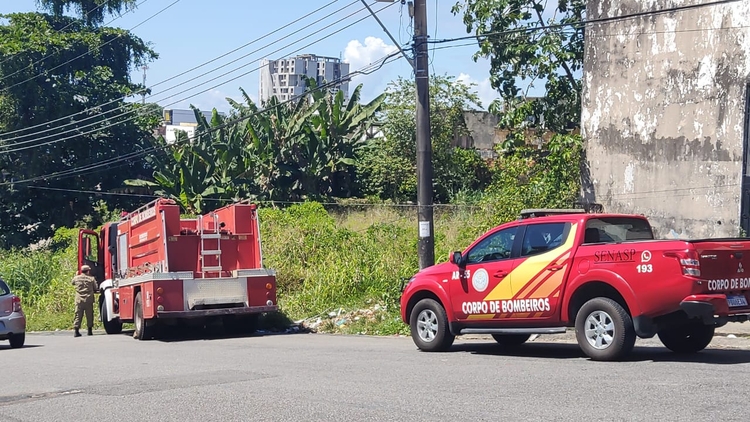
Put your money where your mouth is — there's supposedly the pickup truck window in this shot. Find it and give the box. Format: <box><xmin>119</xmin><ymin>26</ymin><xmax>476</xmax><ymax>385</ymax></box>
<box><xmin>584</xmin><ymin>217</ymin><xmax>654</xmax><ymax>244</ymax></box>
<box><xmin>466</xmin><ymin>226</ymin><xmax>518</xmax><ymax>264</ymax></box>
<box><xmin>521</xmin><ymin>222</ymin><xmax>567</xmax><ymax>257</ymax></box>
<box><xmin>0</xmin><ymin>279</ymin><xmax>9</xmax><ymax>296</ymax></box>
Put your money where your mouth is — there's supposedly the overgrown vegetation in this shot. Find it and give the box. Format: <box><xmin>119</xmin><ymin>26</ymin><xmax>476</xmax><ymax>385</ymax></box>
<box><xmin>0</xmin><ymin>136</ymin><xmax>582</xmax><ymax>334</ymax></box>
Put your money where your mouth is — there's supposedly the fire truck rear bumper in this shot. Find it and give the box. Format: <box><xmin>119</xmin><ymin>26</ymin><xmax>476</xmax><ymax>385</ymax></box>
<box><xmin>156</xmin><ymin>305</ymin><xmax>278</xmax><ymax>319</ymax></box>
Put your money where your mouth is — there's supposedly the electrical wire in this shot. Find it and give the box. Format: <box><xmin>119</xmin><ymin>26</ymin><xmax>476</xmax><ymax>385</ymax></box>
<box><xmin>4</xmin><ymin>0</ymin><xmax>738</xmax><ymax>146</ymax></box>
<box><xmin>425</xmin><ymin>0</ymin><xmax>743</xmax><ymax>46</ymax></box>
<box><xmin>0</xmin><ymin>0</ymin><xmax>349</xmax><ymax>143</ymax></box>
<box><xmin>1</xmin><ymin>46</ymin><xmax>402</xmax><ymax>186</ymax></box>
<box><xmin>0</xmin><ymin>0</ymin><xmax>181</xmax><ymax>93</ymax></box>
<box><xmin>25</xmin><ymin>185</ymin><xmax>481</xmax><ymax>209</ymax></box>
<box><xmin>0</xmin><ymin>1</ymin><xmax>369</xmax><ymax>151</ymax></box>
<box><xmin>0</xmin><ymin>1</ymin><xmax>386</xmax><ymax>154</ymax></box>
<box><xmin>11</xmin><ymin>54</ymin><xmax>400</xmax><ymax>186</ymax></box>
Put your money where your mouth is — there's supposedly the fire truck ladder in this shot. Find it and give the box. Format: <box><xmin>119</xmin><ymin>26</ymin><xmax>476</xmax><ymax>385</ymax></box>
<box><xmin>198</xmin><ymin>213</ymin><xmax>222</xmax><ymax>276</ymax></box>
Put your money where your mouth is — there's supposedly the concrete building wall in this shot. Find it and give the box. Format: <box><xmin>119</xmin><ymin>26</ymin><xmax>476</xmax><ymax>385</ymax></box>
<box><xmin>581</xmin><ymin>0</ymin><xmax>750</xmax><ymax>239</ymax></box>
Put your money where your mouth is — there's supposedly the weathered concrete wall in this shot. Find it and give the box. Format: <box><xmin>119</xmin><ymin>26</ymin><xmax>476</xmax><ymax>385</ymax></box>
<box><xmin>582</xmin><ymin>0</ymin><xmax>750</xmax><ymax>239</ymax></box>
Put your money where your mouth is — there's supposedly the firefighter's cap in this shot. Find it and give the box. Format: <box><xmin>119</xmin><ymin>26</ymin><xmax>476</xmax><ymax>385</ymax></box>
<box><xmin>81</xmin><ymin>265</ymin><xmax>91</xmax><ymax>272</ymax></box>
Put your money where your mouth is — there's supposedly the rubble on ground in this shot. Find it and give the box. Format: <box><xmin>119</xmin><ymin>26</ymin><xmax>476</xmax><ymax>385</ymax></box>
<box><xmin>295</xmin><ymin>303</ymin><xmax>406</xmax><ymax>336</ymax></box>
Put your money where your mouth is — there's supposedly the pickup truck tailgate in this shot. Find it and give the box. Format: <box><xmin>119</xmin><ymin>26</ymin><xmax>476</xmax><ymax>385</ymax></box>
<box><xmin>693</xmin><ymin>239</ymin><xmax>750</xmax><ymax>307</ymax></box>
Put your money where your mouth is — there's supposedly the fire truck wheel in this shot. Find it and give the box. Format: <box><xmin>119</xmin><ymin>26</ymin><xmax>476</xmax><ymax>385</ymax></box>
<box><xmin>133</xmin><ymin>292</ymin><xmax>156</xmax><ymax>340</ymax></box>
<box><xmin>100</xmin><ymin>296</ymin><xmax>123</xmax><ymax>335</ymax></box>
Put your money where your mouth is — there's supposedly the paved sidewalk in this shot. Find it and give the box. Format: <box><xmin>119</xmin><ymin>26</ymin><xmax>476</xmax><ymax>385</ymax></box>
<box><xmin>716</xmin><ymin>321</ymin><xmax>750</xmax><ymax>336</ymax></box>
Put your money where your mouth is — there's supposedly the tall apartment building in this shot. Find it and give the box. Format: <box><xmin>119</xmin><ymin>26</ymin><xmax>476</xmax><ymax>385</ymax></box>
<box><xmin>258</xmin><ymin>54</ymin><xmax>350</xmax><ymax>103</ymax></box>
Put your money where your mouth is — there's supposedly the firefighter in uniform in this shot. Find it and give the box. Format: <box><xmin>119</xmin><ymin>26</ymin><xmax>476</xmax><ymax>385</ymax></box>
<box><xmin>71</xmin><ymin>265</ymin><xmax>98</xmax><ymax>337</ymax></box>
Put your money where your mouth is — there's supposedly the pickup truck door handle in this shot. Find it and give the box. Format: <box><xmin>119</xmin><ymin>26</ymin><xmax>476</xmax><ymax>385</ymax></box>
<box><xmin>548</xmin><ymin>265</ymin><xmax>564</xmax><ymax>272</ymax></box>
<box><xmin>494</xmin><ymin>271</ymin><xmax>508</xmax><ymax>278</ymax></box>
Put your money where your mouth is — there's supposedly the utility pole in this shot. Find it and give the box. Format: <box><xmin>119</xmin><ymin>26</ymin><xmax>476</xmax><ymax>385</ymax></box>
<box><xmin>413</xmin><ymin>0</ymin><xmax>434</xmax><ymax>269</ymax></box>
<box><xmin>141</xmin><ymin>65</ymin><xmax>149</xmax><ymax>104</ymax></box>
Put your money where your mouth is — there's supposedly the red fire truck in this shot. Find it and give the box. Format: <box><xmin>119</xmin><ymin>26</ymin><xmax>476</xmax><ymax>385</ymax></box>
<box><xmin>78</xmin><ymin>198</ymin><xmax>278</xmax><ymax>340</ymax></box>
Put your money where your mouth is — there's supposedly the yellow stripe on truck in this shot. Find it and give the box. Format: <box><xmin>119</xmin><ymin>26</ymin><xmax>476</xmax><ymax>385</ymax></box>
<box><xmin>483</xmin><ymin>223</ymin><xmax>578</xmax><ymax>302</ymax></box>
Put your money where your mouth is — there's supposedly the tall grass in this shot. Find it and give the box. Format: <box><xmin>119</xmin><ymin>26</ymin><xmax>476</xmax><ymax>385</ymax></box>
<box><xmin>0</xmin><ymin>202</ymin><xmax>493</xmax><ymax>332</ymax></box>
<box><xmin>258</xmin><ymin>201</ymin><xmax>497</xmax><ymax>322</ymax></box>
<box><xmin>0</xmin><ymin>228</ymin><xmax>96</xmax><ymax>331</ymax></box>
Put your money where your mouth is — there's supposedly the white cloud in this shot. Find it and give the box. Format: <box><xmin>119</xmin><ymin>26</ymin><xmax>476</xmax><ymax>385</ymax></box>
<box><xmin>456</xmin><ymin>73</ymin><xmax>500</xmax><ymax>111</ymax></box>
<box><xmin>344</xmin><ymin>36</ymin><xmax>399</xmax><ymax>75</ymax></box>
<box><xmin>344</xmin><ymin>37</ymin><xmax>399</xmax><ymax>99</ymax></box>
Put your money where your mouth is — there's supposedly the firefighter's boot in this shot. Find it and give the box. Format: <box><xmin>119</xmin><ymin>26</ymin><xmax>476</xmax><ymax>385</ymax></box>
<box><xmin>74</xmin><ymin>328</ymin><xmax>81</xmax><ymax>337</ymax></box>
<box><xmin>87</xmin><ymin>328</ymin><xmax>93</xmax><ymax>336</ymax></box>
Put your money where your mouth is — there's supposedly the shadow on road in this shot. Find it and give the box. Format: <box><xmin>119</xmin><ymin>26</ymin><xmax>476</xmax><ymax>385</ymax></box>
<box><xmin>0</xmin><ymin>344</ymin><xmax>42</xmax><ymax>351</ymax></box>
<box><xmin>450</xmin><ymin>341</ymin><xmax>750</xmax><ymax>364</ymax></box>
<box><xmin>114</xmin><ymin>326</ymin><xmax>308</xmax><ymax>343</ymax></box>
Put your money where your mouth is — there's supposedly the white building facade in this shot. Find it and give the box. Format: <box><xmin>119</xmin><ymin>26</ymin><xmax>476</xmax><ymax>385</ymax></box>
<box><xmin>259</xmin><ymin>54</ymin><xmax>350</xmax><ymax>103</ymax></box>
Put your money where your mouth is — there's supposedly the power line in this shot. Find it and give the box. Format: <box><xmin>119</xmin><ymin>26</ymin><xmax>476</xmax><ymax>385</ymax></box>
<box><xmin>426</xmin><ymin>0</ymin><xmax>743</xmax><ymax>46</ymax></box>
<box><xmin>1</xmin><ymin>47</ymin><xmax>402</xmax><ymax>186</ymax></box>
<box><xmin>3</xmin><ymin>0</ymin><xmax>739</xmax><ymax>147</ymax></box>
<box><xmin>0</xmin><ymin>1</ymin><xmax>390</xmax><ymax>155</ymax></box>
<box><xmin>0</xmin><ymin>0</ymin><xmax>349</xmax><ymax>143</ymax></box>
<box><xmin>0</xmin><ymin>0</ymin><xmax>181</xmax><ymax>93</ymax></box>
<box><xmin>25</xmin><ymin>185</ymin><xmax>482</xmax><ymax>208</ymax></box>
<box><xmin>25</xmin><ymin>182</ymin><xmax>737</xmax><ymax>209</ymax></box>
<box><xmin>0</xmin><ymin>0</ymin><xmax>370</xmax><ymax>151</ymax></box>
<box><xmin>11</xmin><ymin>54</ymin><xmax>399</xmax><ymax>186</ymax></box>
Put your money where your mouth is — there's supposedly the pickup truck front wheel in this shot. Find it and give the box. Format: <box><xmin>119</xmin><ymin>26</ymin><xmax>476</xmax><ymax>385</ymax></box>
<box><xmin>657</xmin><ymin>321</ymin><xmax>714</xmax><ymax>354</ymax></box>
<box><xmin>409</xmin><ymin>298</ymin><xmax>455</xmax><ymax>352</ymax></box>
<box><xmin>575</xmin><ymin>297</ymin><xmax>636</xmax><ymax>361</ymax></box>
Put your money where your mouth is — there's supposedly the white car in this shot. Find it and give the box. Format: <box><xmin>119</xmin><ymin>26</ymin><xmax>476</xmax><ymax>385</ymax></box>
<box><xmin>0</xmin><ymin>277</ymin><xmax>25</xmax><ymax>348</ymax></box>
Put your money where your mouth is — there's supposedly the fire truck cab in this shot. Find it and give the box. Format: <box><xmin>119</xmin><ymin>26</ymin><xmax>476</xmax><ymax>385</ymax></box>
<box><xmin>78</xmin><ymin>198</ymin><xmax>278</xmax><ymax>340</ymax></box>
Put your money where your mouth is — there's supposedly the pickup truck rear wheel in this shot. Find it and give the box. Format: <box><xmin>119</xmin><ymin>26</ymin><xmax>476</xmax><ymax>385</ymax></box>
<box><xmin>409</xmin><ymin>298</ymin><xmax>454</xmax><ymax>352</ymax></box>
<box><xmin>575</xmin><ymin>297</ymin><xmax>636</xmax><ymax>361</ymax></box>
<box><xmin>491</xmin><ymin>334</ymin><xmax>531</xmax><ymax>346</ymax></box>
<box><xmin>657</xmin><ymin>321</ymin><xmax>715</xmax><ymax>354</ymax></box>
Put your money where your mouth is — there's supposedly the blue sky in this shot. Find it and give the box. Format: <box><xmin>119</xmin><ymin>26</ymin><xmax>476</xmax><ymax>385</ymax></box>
<box><xmin>1</xmin><ymin>0</ymin><xmax>519</xmax><ymax>114</ymax></box>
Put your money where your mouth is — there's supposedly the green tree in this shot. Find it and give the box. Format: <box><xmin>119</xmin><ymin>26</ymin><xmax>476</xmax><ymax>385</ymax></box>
<box><xmin>357</xmin><ymin>74</ymin><xmax>492</xmax><ymax>203</ymax></box>
<box><xmin>452</xmin><ymin>0</ymin><xmax>585</xmax><ymax>142</ymax></box>
<box><xmin>127</xmin><ymin>80</ymin><xmax>385</xmax><ymax>212</ymax></box>
<box><xmin>37</xmin><ymin>0</ymin><xmax>138</xmax><ymax>26</ymax></box>
<box><xmin>0</xmin><ymin>4</ymin><xmax>157</xmax><ymax>247</ymax></box>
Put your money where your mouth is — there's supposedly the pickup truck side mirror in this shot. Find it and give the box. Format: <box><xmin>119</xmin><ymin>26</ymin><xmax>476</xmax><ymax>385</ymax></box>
<box><xmin>450</xmin><ymin>251</ymin><xmax>464</xmax><ymax>266</ymax></box>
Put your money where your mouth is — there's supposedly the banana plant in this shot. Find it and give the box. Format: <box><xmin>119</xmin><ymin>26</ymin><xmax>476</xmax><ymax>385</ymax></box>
<box><xmin>125</xmin><ymin>109</ymin><xmax>228</xmax><ymax>213</ymax></box>
<box><xmin>124</xmin><ymin>80</ymin><xmax>385</xmax><ymax>208</ymax></box>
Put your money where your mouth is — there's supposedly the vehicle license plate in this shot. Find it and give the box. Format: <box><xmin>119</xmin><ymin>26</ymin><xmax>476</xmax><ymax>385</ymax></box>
<box><xmin>727</xmin><ymin>295</ymin><xmax>749</xmax><ymax>308</ymax></box>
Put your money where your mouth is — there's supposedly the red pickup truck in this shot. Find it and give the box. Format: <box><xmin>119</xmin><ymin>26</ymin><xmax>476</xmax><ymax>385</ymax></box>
<box><xmin>399</xmin><ymin>209</ymin><xmax>750</xmax><ymax>361</ymax></box>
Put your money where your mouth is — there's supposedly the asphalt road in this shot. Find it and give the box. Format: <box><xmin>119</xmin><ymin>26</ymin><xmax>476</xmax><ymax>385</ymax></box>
<box><xmin>2</xmin><ymin>330</ymin><xmax>750</xmax><ymax>422</ymax></box>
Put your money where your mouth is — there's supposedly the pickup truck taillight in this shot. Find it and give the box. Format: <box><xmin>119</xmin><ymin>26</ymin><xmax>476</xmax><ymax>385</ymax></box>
<box><xmin>664</xmin><ymin>250</ymin><xmax>701</xmax><ymax>276</ymax></box>
<box><xmin>11</xmin><ymin>296</ymin><xmax>22</xmax><ymax>312</ymax></box>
